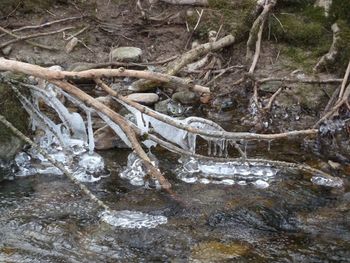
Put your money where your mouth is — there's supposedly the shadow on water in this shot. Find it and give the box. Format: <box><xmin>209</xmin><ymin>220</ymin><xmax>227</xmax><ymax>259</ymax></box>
<box><xmin>1</xmin><ymin>140</ymin><xmax>350</xmax><ymax>262</ymax></box>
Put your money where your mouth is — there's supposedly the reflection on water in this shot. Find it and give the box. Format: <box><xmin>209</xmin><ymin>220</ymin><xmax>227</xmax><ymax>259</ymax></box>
<box><xmin>1</xmin><ymin>148</ymin><xmax>350</xmax><ymax>262</ymax></box>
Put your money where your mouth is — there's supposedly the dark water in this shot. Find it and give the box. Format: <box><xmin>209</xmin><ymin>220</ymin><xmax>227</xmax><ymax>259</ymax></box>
<box><xmin>1</xmin><ymin>145</ymin><xmax>350</xmax><ymax>262</ymax></box>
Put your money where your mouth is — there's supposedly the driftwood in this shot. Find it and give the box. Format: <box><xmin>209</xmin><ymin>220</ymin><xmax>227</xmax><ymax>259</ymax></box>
<box><xmin>0</xmin><ymin>57</ymin><xmax>209</xmax><ymax>94</ymax></box>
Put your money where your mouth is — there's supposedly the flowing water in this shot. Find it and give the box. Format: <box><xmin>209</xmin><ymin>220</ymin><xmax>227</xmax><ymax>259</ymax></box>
<box><xmin>1</xmin><ymin>146</ymin><xmax>350</xmax><ymax>262</ymax></box>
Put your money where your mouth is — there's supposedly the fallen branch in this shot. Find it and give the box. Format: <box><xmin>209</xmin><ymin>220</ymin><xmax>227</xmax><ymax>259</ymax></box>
<box><xmin>0</xmin><ymin>26</ymin><xmax>75</xmax><ymax>49</ymax></box>
<box><xmin>94</xmin><ymin>79</ymin><xmax>318</xmax><ymax>141</ymax></box>
<box><xmin>131</xmin><ymin>34</ymin><xmax>235</xmax><ymax>91</ymax></box>
<box><xmin>257</xmin><ymin>76</ymin><xmax>343</xmax><ymax>85</ymax></box>
<box><xmin>0</xmin><ymin>57</ymin><xmax>209</xmax><ymax>93</ymax></box>
<box><xmin>50</xmin><ymin>80</ymin><xmax>172</xmax><ymax>190</ymax></box>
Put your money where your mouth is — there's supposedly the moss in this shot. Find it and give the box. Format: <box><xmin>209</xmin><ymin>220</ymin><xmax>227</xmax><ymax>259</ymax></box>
<box><xmin>188</xmin><ymin>0</ymin><xmax>256</xmax><ymax>41</ymax></box>
<box><xmin>329</xmin><ymin>0</ymin><xmax>350</xmax><ymax>25</ymax></box>
<box><xmin>271</xmin><ymin>14</ymin><xmax>330</xmax><ymax>46</ymax></box>
<box><xmin>0</xmin><ymin>81</ymin><xmax>29</xmax><ymax>146</ymax></box>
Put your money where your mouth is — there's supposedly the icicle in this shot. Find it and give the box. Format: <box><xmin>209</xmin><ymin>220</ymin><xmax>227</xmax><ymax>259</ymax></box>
<box><xmin>86</xmin><ymin>109</ymin><xmax>95</xmax><ymax>154</ymax></box>
<box><xmin>267</xmin><ymin>140</ymin><xmax>272</xmax><ymax>152</ymax></box>
<box><xmin>12</xmin><ymin>86</ymin><xmax>67</xmax><ymax>148</ymax></box>
<box><xmin>224</xmin><ymin>139</ymin><xmax>228</xmax><ymax>158</ymax></box>
<box><xmin>213</xmin><ymin>140</ymin><xmax>217</xmax><ymax>156</ymax></box>
<box><xmin>208</xmin><ymin>140</ymin><xmax>212</xmax><ymax>156</ymax></box>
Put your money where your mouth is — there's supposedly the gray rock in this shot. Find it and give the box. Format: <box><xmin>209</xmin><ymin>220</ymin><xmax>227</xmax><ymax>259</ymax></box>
<box><xmin>109</xmin><ymin>47</ymin><xmax>142</xmax><ymax>62</ymax></box>
<box><xmin>126</xmin><ymin>93</ymin><xmax>159</xmax><ymax>105</ymax></box>
<box><xmin>172</xmin><ymin>91</ymin><xmax>199</xmax><ymax>105</ymax></box>
<box><xmin>154</xmin><ymin>99</ymin><xmax>185</xmax><ymax>116</ymax></box>
<box><xmin>94</xmin><ymin>125</ymin><xmax>128</xmax><ymax>150</ymax></box>
<box><xmin>65</xmin><ymin>37</ymin><xmax>79</xmax><ymax>53</ymax></box>
<box><xmin>2</xmin><ymin>45</ymin><xmax>12</xmax><ymax>56</ymax></box>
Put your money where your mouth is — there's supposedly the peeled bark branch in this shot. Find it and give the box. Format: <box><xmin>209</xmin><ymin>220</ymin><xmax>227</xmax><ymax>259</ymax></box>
<box><xmin>0</xmin><ymin>58</ymin><xmax>209</xmax><ymax>94</ymax></box>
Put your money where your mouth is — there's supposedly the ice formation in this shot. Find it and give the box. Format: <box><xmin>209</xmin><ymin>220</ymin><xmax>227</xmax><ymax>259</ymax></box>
<box><xmin>100</xmin><ymin>210</ymin><xmax>167</xmax><ymax>229</ymax></box>
<box><xmin>13</xmin><ymin>67</ymin><xmax>106</xmax><ymax>182</ymax></box>
<box><xmin>176</xmin><ymin>157</ymin><xmax>277</xmax><ymax>188</ymax></box>
<box><xmin>311</xmin><ymin>175</ymin><xmax>344</xmax><ymax>188</ymax></box>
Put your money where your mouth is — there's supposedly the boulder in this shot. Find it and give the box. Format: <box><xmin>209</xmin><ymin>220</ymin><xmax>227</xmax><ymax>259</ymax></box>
<box><xmin>126</xmin><ymin>93</ymin><xmax>159</xmax><ymax>105</ymax></box>
<box><xmin>109</xmin><ymin>47</ymin><xmax>142</xmax><ymax>62</ymax></box>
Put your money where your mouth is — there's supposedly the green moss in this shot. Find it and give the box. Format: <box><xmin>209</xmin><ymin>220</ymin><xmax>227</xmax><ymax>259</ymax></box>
<box><xmin>189</xmin><ymin>0</ymin><xmax>256</xmax><ymax>41</ymax></box>
<box><xmin>329</xmin><ymin>0</ymin><xmax>350</xmax><ymax>25</ymax></box>
<box><xmin>271</xmin><ymin>14</ymin><xmax>330</xmax><ymax>46</ymax></box>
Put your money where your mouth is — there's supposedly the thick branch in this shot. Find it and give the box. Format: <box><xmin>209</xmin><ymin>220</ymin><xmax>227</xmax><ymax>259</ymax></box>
<box><xmin>0</xmin><ymin>58</ymin><xmax>209</xmax><ymax>94</ymax></box>
<box><xmin>48</xmin><ymin>80</ymin><xmax>171</xmax><ymax>190</ymax></box>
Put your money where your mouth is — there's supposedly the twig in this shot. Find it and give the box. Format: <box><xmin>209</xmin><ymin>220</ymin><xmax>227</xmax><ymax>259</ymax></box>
<box><xmin>148</xmin><ymin>131</ymin><xmax>338</xmax><ymax>181</ymax></box>
<box><xmin>64</xmin><ymin>25</ymin><xmax>90</xmax><ymax>41</ymax></box>
<box><xmin>50</xmin><ymin>79</ymin><xmax>172</xmax><ymax>190</ymax></box>
<box><xmin>248</xmin><ymin>18</ymin><xmax>265</xmax><ymax>73</ymax></box>
<box><xmin>264</xmin><ymin>86</ymin><xmax>282</xmax><ymax>111</ymax></box>
<box><xmin>337</xmin><ymin>59</ymin><xmax>350</xmax><ymax>102</ymax></box>
<box><xmin>132</xmin><ymin>34</ymin><xmax>235</xmax><ymax>91</ymax></box>
<box><xmin>0</xmin><ymin>25</ymin><xmax>58</xmax><ymax>51</ymax></box>
<box><xmin>258</xmin><ymin>76</ymin><xmax>343</xmax><ymax>84</ymax></box>
<box><xmin>94</xmin><ymin>79</ymin><xmax>318</xmax><ymax>142</ymax></box>
<box><xmin>0</xmin><ymin>26</ymin><xmax>75</xmax><ymax>49</ymax></box>
<box><xmin>3</xmin><ymin>16</ymin><xmax>83</xmax><ymax>34</ymax></box>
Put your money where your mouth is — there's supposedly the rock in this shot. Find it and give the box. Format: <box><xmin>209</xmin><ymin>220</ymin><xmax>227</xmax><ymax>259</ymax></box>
<box><xmin>328</xmin><ymin>160</ymin><xmax>341</xmax><ymax>170</ymax></box>
<box><xmin>94</xmin><ymin>125</ymin><xmax>128</xmax><ymax>150</ymax></box>
<box><xmin>154</xmin><ymin>99</ymin><xmax>185</xmax><ymax>116</ymax></box>
<box><xmin>2</xmin><ymin>45</ymin><xmax>12</xmax><ymax>56</ymax></box>
<box><xmin>68</xmin><ymin>62</ymin><xmax>96</xmax><ymax>72</ymax></box>
<box><xmin>65</xmin><ymin>37</ymin><xmax>79</xmax><ymax>53</ymax></box>
<box><xmin>126</xmin><ymin>93</ymin><xmax>159</xmax><ymax>105</ymax></box>
<box><xmin>109</xmin><ymin>47</ymin><xmax>142</xmax><ymax>62</ymax></box>
<box><xmin>172</xmin><ymin>91</ymin><xmax>199</xmax><ymax>105</ymax></box>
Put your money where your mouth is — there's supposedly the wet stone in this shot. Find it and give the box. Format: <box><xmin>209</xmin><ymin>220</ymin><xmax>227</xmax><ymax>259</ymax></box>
<box><xmin>109</xmin><ymin>47</ymin><xmax>142</xmax><ymax>62</ymax></box>
<box><xmin>172</xmin><ymin>91</ymin><xmax>199</xmax><ymax>105</ymax></box>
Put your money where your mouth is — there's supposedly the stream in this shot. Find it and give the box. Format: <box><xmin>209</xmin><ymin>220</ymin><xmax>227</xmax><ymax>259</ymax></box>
<box><xmin>1</xmin><ymin>143</ymin><xmax>350</xmax><ymax>262</ymax></box>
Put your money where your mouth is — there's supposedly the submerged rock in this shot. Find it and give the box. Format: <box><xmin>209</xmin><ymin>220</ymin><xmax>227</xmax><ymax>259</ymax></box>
<box><xmin>109</xmin><ymin>47</ymin><xmax>142</xmax><ymax>62</ymax></box>
<box><xmin>94</xmin><ymin>125</ymin><xmax>128</xmax><ymax>150</ymax></box>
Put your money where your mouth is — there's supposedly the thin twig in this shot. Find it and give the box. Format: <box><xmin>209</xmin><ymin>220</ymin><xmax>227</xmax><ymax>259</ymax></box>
<box><xmin>0</xmin><ymin>25</ymin><xmax>58</xmax><ymax>51</ymax></box>
<box><xmin>0</xmin><ymin>26</ymin><xmax>75</xmax><ymax>49</ymax></box>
